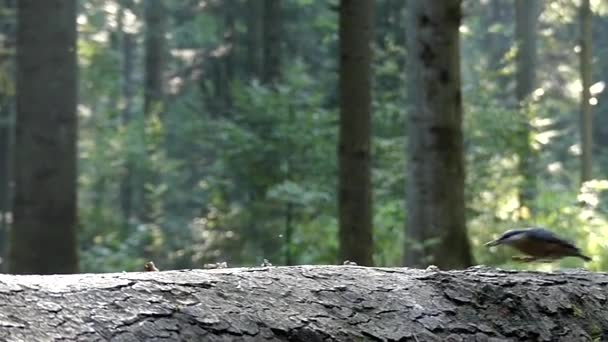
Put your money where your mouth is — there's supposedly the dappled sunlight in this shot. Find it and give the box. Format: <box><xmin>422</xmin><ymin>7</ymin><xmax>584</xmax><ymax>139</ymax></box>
<box><xmin>472</xmin><ymin>177</ymin><xmax>608</xmax><ymax>271</ymax></box>
<box><xmin>590</xmin><ymin>81</ymin><xmax>605</xmax><ymax>95</ymax></box>
<box><xmin>5</xmin><ymin>0</ymin><xmax>608</xmax><ymax>275</ymax></box>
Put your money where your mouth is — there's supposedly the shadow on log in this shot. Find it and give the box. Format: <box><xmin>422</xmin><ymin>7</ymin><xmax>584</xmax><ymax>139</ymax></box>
<box><xmin>0</xmin><ymin>265</ymin><xmax>606</xmax><ymax>341</ymax></box>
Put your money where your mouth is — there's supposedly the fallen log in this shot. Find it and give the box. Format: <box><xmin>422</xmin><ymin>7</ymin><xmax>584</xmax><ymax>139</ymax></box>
<box><xmin>0</xmin><ymin>265</ymin><xmax>606</xmax><ymax>341</ymax></box>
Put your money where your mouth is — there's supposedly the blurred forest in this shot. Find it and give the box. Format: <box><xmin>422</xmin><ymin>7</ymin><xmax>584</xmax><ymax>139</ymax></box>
<box><xmin>1</xmin><ymin>0</ymin><xmax>608</xmax><ymax>273</ymax></box>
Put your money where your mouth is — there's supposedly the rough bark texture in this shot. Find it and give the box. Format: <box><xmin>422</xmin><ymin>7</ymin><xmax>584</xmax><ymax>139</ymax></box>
<box><xmin>10</xmin><ymin>0</ymin><xmax>78</xmax><ymax>274</ymax></box>
<box><xmin>404</xmin><ymin>0</ymin><xmax>473</xmax><ymax>269</ymax></box>
<box><xmin>515</xmin><ymin>0</ymin><xmax>539</xmax><ymax>211</ymax></box>
<box><xmin>579</xmin><ymin>0</ymin><xmax>593</xmax><ymax>183</ymax></box>
<box><xmin>338</xmin><ymin>0</ymin><xmax>374</xmax><ymax>266</ymax></box>
<box><xmin>0</xmin><ymin>266</ymin><xmax>606</xmax><ymax>341</ymax></box>
<box><xmin>262</xmin><ymin>0</ymin><xmax>281</xmax><ymax>85</ymax></box>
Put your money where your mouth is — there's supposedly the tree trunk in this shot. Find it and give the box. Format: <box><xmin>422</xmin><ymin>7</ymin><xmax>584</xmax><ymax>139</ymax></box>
<box><xmin>481</xmin><ymin>0</ymin><xmax>511</xmax><ymax>90</ymax></box>
<box><xmin>117</xmin><ymin>1</ymin><xmax>139</xmax><ymax>230</ymax></box>
<box><xmin>10</xmin><ymin>0</ymin><xmax>78</xmax><ymax>274</ymax></box>
<box><xmin>215</xmin><ymin>0</ymin><xmax>235</xmax><ymax>112</ymax></box>
<box><xmin>118</xmin><ymin>40</ymin><xmax>136</xmax><ymax>227</ymax></box>
<box><xmin>0</xmin><ymin>0</ymin><xmax>15</xmax><ymax>271</ymax></box>
<box><xmin>246</xmin><ymin>0</ymin><xmax>263</xmax><ymax>79</ymax></box>
<box><xmin>141</xmin><ymin>0</ymin><xmax>166</xmax><ymax>224</ymax></box>
<box><xmin>338</xmin><ymin>0</ymin><xmax>374</xmax><ymax>266</ymax></box>
<box><xmin>262</xmin><ymin>0</ymin><xmax>281</xmax><ymax>85</ymax></box>
<box><xmin>515</xmin><ymin>0</ymin><xmax>539</xmax><ymax>212</ymax></box>
<box><xmin>404</xmin><ymin>0</ymin><xmax>473</xmax><ymax>269</ymax></box>
<box><xmin>144</xmin><ymin>0</ymin><xmax>165</xmax><ymax>119</ymax></box>
<box><xmin>579</xmin><ymin>0</ymin><xmax>593</xmax><ymax>183</ymax></box>
<box><xmin>0</xmin><ymin>266</ymin><xmax>605</xmax><ymax>341</ymax></box>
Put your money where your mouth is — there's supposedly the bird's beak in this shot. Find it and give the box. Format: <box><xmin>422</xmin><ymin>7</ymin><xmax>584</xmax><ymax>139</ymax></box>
<box><xmin>485</xmin><ymin>240</ymin><xmax>500</xmax><ymax>247</ymax></box>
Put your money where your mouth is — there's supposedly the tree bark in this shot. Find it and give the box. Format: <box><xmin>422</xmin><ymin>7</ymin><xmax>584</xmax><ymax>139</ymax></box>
<box><xmin>144</xmin><ymin>0</ymin><xmax>165</xmax><ymax>118</ymax></box>
<box><xmin>246</xmin><ymin>0</ymin><xmax>263</xmax><ymax>79</ymax></box>
<box><xmin>10</xmin><ymin>0</ymin><xmax>78</xmax><ymax>274</ymax></box>
<box><xmin>142</xmin><ymin>0</ymin><xmax>166</xmax><ymax>224</ymax></box>
<box><xmin>515</xmin><ymin>0</ymin><xmax>538</xmax><ymax>103</ymax></box>
<box><xmin>262</xmin><ymin>0</ymin><xmax>281</xmax><ymax>85</ymax></box>
<box><xmin>118</xmin><ymin>45</ymin><xmax>136</xmax><ymax>227</ymax></box>
<box><xmin>338</xmin><ymin>0</ymin><xmax>374</xmax><ymax>266</ymax></box>
<box><xmin>515</xmin><ymin>0</ymin><xmax>540</xmax><ymax>211</ymax></box>
<box><xmin>0</xmin><ymin>266</ymin><xmax>606</xmax><ymax>341</ymax></box>
<box><xmin>0</xmin><ymin>0</ymin><xmax>15</xmax><ymax>271</ymax></box>
<box><xmin>117</xmin><ymin>1</ymin><xmax>140</xmax><ymax>229</ymax></box>
<box><xmin>216</xmin><ymin>0</ymin><xmax>235</xmax><ymax>112</ymax></box>
<box><xmin>481</xmin><ymin>0</ymin><xmax>511</xmax><ymax>88</ymax></box>
<box><xmin>579</xmin><ymin>0</ymin><xmax>593</xmax><ymax>184</ymax></box>
<box><xmin>404</xmin><ymin>0</ymin><xmax>473</xmax><ymax>269</ymax></box>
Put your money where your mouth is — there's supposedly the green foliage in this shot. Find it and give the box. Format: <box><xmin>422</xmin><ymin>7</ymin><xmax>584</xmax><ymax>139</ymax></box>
<box><xmin>70</xmin><ymin>0</ymin><xmax>608</xmax><ymax>272</ymax></box>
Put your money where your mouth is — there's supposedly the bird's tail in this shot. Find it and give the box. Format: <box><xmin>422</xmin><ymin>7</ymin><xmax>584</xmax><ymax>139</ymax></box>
<box><xmin>578</xmin><ymin>253</ymin><xmax>592</xmax><ymax>262</ymax></box>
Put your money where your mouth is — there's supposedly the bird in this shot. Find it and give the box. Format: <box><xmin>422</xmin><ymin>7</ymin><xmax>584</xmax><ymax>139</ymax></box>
<box><xmin>144</xmin><ymin>261</ymin><xmax>159</xmax><ymax>272</ymax></box>
<box><xmin>485</xmin><ymin>227</ymin><xmax>591</xmax><ymax>262</ymax></box>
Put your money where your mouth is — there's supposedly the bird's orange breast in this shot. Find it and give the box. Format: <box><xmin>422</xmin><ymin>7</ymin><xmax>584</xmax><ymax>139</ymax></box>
<box><xmin>511</xmin><ymin>239</ymin><xmax>564</xmax><ymax>258</ymax></box>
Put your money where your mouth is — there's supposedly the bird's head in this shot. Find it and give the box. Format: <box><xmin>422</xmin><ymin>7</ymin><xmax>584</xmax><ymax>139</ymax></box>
<box><xmin>485</xmin><ymin>229</ymin><xmax>529</xmax><ymax>247</ymax></box>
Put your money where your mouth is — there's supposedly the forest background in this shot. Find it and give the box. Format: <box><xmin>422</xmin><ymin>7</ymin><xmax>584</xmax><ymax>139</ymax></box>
<box><xmin>1</xmin><ymin>0</ymin><xmax>607</xmax><ymax>274</ymax></box>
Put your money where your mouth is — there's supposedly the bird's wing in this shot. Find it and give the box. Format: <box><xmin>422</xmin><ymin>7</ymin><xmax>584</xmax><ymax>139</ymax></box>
<box><xmin>525</xmin><ymin>228</ymin><xmax>579</xmax><ymax>250</ymax></box>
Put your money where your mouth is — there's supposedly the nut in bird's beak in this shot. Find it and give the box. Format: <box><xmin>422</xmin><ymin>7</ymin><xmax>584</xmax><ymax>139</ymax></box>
<box><xmin>485</xmin><ymin>240</ymin><xmax>500</xmax><ymax>247</ymax></box>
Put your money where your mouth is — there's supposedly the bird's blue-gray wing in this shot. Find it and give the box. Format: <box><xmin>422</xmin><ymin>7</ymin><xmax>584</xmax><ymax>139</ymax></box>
<box><xmin>524</xmin><ymin>228</ymin><xmax>579</xmax><ymax>250</ymax></box>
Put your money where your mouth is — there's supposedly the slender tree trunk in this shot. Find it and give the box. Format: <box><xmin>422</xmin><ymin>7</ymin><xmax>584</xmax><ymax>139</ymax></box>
<box><xmin>593</xmin><ymin>15</ymin><xmax>608</xmax><ymax>152</ymax></box>
<box><xmin>515</xmin><ymin>0</ymin><xmax>539</xmax><ymax>212</ymax></box>
<box><xmin>224</xmin><ymin>0</ymin><xmax>235</xmax><ymax>110</ymax></box>
<box><xmin>216</xmin><ymin>0</ymin><xmax>235</xmax><ymax>112</ymax></box>
<box><xmin>338</xmin><ymin>0</ymin><xmax>374</xmax><ymax>266</ymax></box>
<box><xmin>404</xmin><ymin>0</ymin><xmax>473</xmax><ymax>269</ymax></box>
<box><xmin>118</xmin><ymin>2</ymin><xmax>137</xmax><ymax>229</ymax></box>
<box><xmin>262</xmin><ymin>0</ymin><xmax>281</xmax><ymax>85</ymax></box>
<box><xmin>482</xmin><ymin>0</ymin><xmax>511</xmax><ymax>89</ymax></box>
<box><xmin>144</xmin><ymin>0</ymin><xmax>165</xmax><ymax>119</ymax></box>
<box><xmin>0</xmin><ymin>99</ymin><xmax>10</xmax><ymax>271</ymax></box>
<box><xmin>252</xmin><ymin>0</ymin><xmax>282</xmax><ymax>262</ymax></box>
<box><xmin>284</xmin><ymin>105</ymin><xmax>295</xmax><ymax>266</ymax></box>
<box><xmin>10</xmin><ymin>0</ymin><xmax>78</xmax><ymax>274</ymax></box>
<box><xmin>141</xmin><ymin>0</ymin><xmax>166</xmax><ymax>224</ymax></box>
<box><xmin>284</xmin><ymin>201</ymin><xmax>293</xmax><ymax>266</ymax></box>
<box><xmin>0</xmin><ymin>0</ymin><xmax>15</xmax><ymax>271</ymax></box>
<box><xmin>579</xmin><ymin>0</ymin><xmax>593</xmax><ymax>183</ymax></box>
<box><xmin>246</xmin><ymin>0</ymin><xmax>263</xmax><ymax>79</ymax></box>
<box><xmin>91</xmin><ymin>106</ymin><xmax>106</xmax><ymax>217</ymax></box>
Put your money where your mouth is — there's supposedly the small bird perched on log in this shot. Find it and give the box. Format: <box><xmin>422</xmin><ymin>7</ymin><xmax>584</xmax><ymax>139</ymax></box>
<box><xmin>144</xmin><ymin>261</ymin><xmax>159</xmax><ymax>272</ymax></box>
<box><xmin>485</xmin><ymin>227</ymin><xmax>591</xmax><ymax>262</ymax></box>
